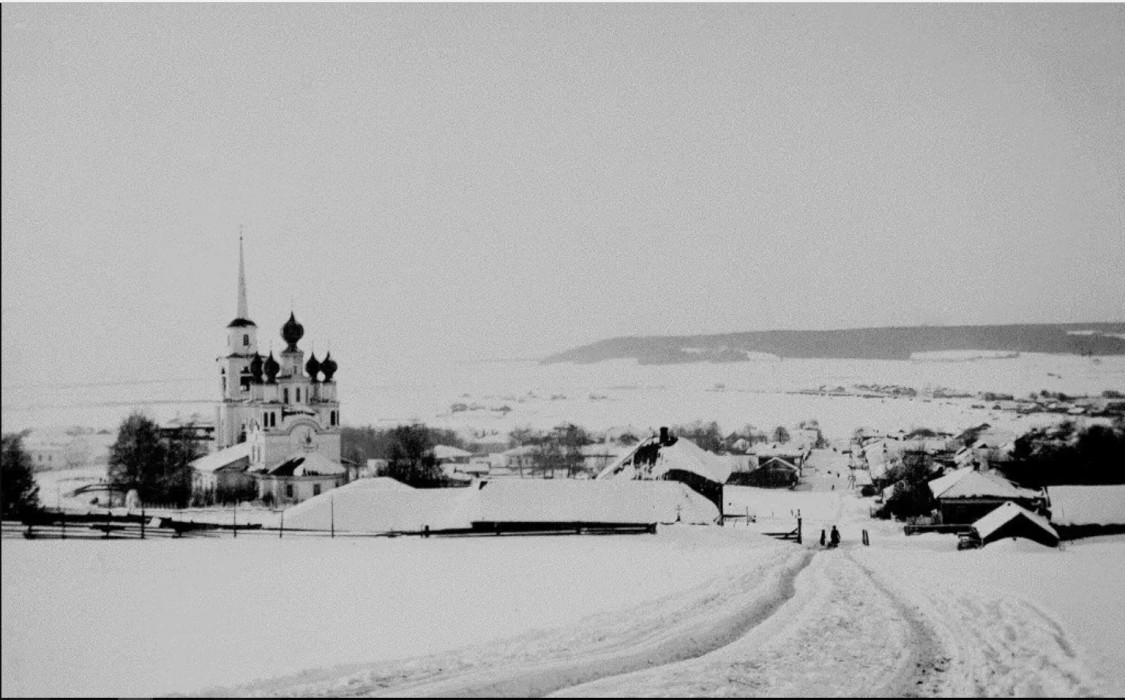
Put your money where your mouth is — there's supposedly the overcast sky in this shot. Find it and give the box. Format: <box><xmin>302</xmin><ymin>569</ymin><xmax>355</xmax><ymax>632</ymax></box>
<box><xmin>3</xmin><ymin>4</ymin><xmax>1124</xmax><ymax>387</ymax></box>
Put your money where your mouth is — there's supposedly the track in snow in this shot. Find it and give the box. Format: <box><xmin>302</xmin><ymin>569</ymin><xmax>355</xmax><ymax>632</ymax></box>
<box><xmin>554</xmin><ymin>546</ymin><xmax>939</xmax><ymax>697</ymax></box>
<box><xmin>206</xmin><ymin>538</ymin><xmax>1110</xmax><ymax>698</ymax></box>
<box><xmin>852</xmin><ymin>553</ymin><xmax>1112</xmax><ymax>698</ymax></box>
<box><xmin>206</xmin><ymin>546</ymin><xmax>812</xmax><ymax>698</ymax></box>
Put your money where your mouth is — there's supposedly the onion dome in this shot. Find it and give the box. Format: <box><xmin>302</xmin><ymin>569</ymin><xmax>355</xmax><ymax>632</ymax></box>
<box><xmin>320</xmin><ymin>352</ymin><xmax>338</xmax><ymax>381</ymax></box>
<box><xmin>305</xmin><ymin>352</ymin><xmax>321</xmax><ymax>381</ymax></box>
<box><xmin>249</xmin><ymin>352</ymin><xmax>264</xmax><ymax>381</ymax></box>
<box><xmin>281</xmin><ymin>312</ymin><xmax>304</xmax><ymax>351</ymax></box>
<box><xmin>263</xmin><ymin>351</ymin><xmax>280</xmax><ymax>383</ymax></box>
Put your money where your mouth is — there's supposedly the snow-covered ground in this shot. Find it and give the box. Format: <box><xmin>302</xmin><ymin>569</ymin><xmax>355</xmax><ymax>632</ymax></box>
<box><xmin>4</xmin><ymin>489</ymin><xmax>1123</xmax><ymax>697</ymax></box>
<box><xmin>0</xmin><ymin>528</ymin><xmax>792</xmax><ymax>697</ymax></box>
<box><xmin>4</xmin><ymin>354</ymin><xmax>1123</xmax><ymax>439</ymax></box>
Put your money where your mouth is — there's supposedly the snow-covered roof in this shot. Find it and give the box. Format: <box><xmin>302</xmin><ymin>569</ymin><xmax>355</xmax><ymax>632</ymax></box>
<box><xmin>756</xmin><ymin>456</ymin><xmax>800</xmax><ymax>472</ymax></box>
<box><xmin>929</xmin><ymin>468</ymin><xmax>1040</xmax><ymax>500</ymax></box>
<box><xmin>597</xmin><ymin>436</ymin><xmax>732</xmax><ymax>485</ymax></box>
<box><xmin>973</xmin><ymin>502</ymin><xmax>1057</xmax><ymax>542</ymax></box>
<box><xmin>1047</xmin><ymin>485</ymin><xmax>1125</xmax><ymax>526</ymax></box>
<box><xmin>751</xmin><ymin>443</ymin><xmax>807</xmax><ymax>459</ymax></box>
<box><xmin>476</xmin><ymin>479</ymin><xmax>720</xmax><ymax>525</ymax></box>
<box><xmin>190</xmin><ymin>442</ymin><xmax>251</xmax><ymax>474</ymax></box>
<box><xmin>433</xmin><ymin>445</ymin><xmax>473</xmax><ymax>460</ymax></box>
<box><xmin>345</xmin><ymin>476</ymin><xmax>414</xmax><ymax>492</ymax></box>
<box><xmin>267</xmin><ymin>451</ymin><xmax>346</xmax><ymax>477</ymax></box>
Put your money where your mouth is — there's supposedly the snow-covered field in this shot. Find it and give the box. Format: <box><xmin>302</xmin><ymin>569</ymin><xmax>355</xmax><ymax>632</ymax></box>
<box><xmin>4</xmin><ymin>353</ymin><xmax>1125</xmax><ymax>697</ymax></box>
<box><xmin>0</xmin><ymin>529</ymin><xmax>792</xmax><ymax>697</ymax></box>
<box><xmin>4</xmin><ymin>494</ymin><xmax>1123</xmax><ymax>697</ymax></box>
<box><xmin>4</xmin><ymin>353</ymin><xmax>1123</xmax><ymax>440</ymax></box>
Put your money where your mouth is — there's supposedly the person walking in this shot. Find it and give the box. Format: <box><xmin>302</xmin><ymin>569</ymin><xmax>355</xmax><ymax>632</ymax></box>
<box><xmin>829</xmin><ymin>525</ymin><xmax>841</xmax><ymax>548</ymax></box>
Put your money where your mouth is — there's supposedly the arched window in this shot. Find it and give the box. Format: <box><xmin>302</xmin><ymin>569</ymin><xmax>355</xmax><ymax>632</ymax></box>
<box><xmin>243</xmin><ymin>334</ymin><xmax>249</xmax><ymax>346</ymax></box>
<box><xmin>283</xmin><ymin>388</ymin><xmax>289</xmax><ymax>404</ymax></box>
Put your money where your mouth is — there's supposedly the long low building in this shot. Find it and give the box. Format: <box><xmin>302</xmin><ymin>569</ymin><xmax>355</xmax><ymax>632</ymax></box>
<box><xmin>281</xmin><ymin>477</ymin><xmax>720</xmax><ymax>533</ymax></box>
<box><xmin>1047</xmin><ymin>485</ymin><xmax>1125</xmax><ymax>537</ymax></box>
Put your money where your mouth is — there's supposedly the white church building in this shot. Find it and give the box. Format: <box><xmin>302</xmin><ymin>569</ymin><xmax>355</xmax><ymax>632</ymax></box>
<box><xmin>192</xmin><ymin>235</ymin><xmax>346</xmax><ymax>504</ymax></box>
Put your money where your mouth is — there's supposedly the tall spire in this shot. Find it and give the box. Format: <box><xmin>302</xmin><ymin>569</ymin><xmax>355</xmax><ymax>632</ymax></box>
<box><xmin>227</xmin><ymin>225</ymin><xmax>255</xmax><ymax>328</ymax></box>
<box><xmin>237</xmin><ymin>225</ymin><xmax>249</xmax><ymax>320</ymax></box>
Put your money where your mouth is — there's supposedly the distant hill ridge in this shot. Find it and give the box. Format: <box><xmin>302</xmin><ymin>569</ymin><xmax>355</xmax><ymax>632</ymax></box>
<box><xmin>542</xmin><ymin>323</ymin><xmax>1125</xmax><ymax>365</ymax></box>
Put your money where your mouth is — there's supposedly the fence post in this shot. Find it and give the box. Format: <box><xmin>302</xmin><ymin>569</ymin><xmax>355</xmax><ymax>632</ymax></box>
<box><xmin>233</xmin><ymin>501</ymin><xmax>237</xmax><ymax>539</ymax></box>
<box><xmin>105</xmin><ymin>509</ymin><xmax>111</xmax><ymax>539</ymax></box>
<box><xmin>796</xmin><ymin>517</ymin><xmax>802</xmax><ymax>545</ymax></box>
<box><xmin>141</xmin><ymin>506</ymin><xmax>145</xmax><ymax>540</ymax></box>
<box><xmin>279</xmin><ymin>510</ymin><xmax>284</xmax><ymax>539</ymax></box>
<box><xmin>330</xmin><ymin>494</ymin><xmax>335</xmax><ymax>539</ymax></box>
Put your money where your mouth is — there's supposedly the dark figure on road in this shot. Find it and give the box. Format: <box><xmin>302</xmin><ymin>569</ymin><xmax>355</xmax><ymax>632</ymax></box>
<box><xmin>829</xmin><ymin>526</ymin><xmax>841</xmax><ymax>548</ymax></box>
<box><xmin>820</xmin><ymin>529</ymin><xmax>826</xmax><ymax>547</ymax></box>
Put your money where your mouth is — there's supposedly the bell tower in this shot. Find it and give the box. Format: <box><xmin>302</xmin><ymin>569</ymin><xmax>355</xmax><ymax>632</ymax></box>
<box><xmin>220</xmin><ymin>231</ymin><xmax>259</xmax><ymax>402</ymax></box>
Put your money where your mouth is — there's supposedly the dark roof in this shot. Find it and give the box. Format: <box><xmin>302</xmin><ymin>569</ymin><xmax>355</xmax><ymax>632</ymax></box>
<box><xmin>227</xmin><ymin>318</ymin><xmax>257</xmax><ymax>328</ymax></box>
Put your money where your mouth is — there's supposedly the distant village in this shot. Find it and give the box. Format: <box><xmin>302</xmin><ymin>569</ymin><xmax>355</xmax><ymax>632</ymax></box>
<box><xmin>5</xmin><ymin>240</ymin><xmax>1124</xmax><ymax>550</ymax></box>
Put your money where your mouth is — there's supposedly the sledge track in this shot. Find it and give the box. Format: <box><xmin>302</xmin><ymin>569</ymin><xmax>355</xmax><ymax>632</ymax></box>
<box><xmin>202</xmin><ymin>546</ymin><xmax>813</xmax><ymax>698</ymax></box>
<box><xmin>852</xmin><ymin>551</ymin><xmax>1112</xmax><ymax>698</ymax></box>
<box><xmin>554</xmin><ymin>546</ymin><xmax>938</xmax><ymax>697</ymax></box>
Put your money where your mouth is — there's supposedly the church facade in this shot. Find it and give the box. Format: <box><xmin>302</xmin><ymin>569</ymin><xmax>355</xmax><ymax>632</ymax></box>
<box><xmin>200</xmin><ymin>236</ymin><xmax>346</xmax><ymax>503</ymax></box>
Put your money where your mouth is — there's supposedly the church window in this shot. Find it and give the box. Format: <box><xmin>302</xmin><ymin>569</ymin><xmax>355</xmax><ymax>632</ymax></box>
<box><xmin>283</xmin><ymin>388</ymin><xmax>289</xmax><ymax>404</ymax></box>
<box><xmin>285</xmin><ymin>484</ymin><xmax>294</xmax><ymax>499</ymax></box>
<box><xmin>243</xmin><ymin>334</ymin><xmax>249</xmax><ymax>346</ymax></box>
<box><xmin>313</xmin><ymin>484</ymin><xmax>321</xmax><ymax>497</ymax></box>
<box><xmin>296</xmin><ymin>388</ymin><xmax>301</xmax><ymax>403</ymax></box>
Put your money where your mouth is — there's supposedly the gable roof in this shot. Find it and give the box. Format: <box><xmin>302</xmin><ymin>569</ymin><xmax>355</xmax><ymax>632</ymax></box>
<box><xmin>973</xmin><ymin>502</ymin><xmax>1057</xmax><ymax>542</ymax></box>
<box><xmin>929</xmin><ymin>468</ymin><xmax>1040</xmax><ymax>500</ymax></box>
<box><xmin>597</xmin><ymin>436</ymin><xmax>732</xmax><ymax>485</ymax></box>
<box><xmin>267</xmin><ymin>451</ymin><xmax>346</xmax><ymax>477</ymax></box>
<box><xmin>190</xmin><ymin>442</ymin><xmax>252</xmax><ymax>474</ymax></box>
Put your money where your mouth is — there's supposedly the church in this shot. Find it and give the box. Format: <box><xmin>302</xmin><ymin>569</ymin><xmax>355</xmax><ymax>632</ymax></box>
<box><xmin>193</xmin><ymin>235</ymin><xmax>347</xmax><ymax>504</ymax></box>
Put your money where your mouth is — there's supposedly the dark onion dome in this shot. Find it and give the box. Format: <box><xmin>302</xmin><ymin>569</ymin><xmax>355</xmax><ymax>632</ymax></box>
<box><xmin>250</xmin><ymin>352</ymin><xmax>264</xmax><ymax>381</ymax></box>
<box><xmin>281</xmin><ymin>312</ymin><xmax>304</xmax><ymax>350</ymax></box>
<box><xmin>305</xmin><ymin>352</ymin><xmax>321</xmax><ymax>381</ymax></box>
<box><xmin>227</xmin><ymin>317</ymin><xmax>257</xmax><ymax>328</ymax></box>
<box><xmin>263</xmin><ymin>352</ymin><xmax>280</xmax><ymax>382</ymax></box>
<box><xmin>320</xmin><ymin>352</ymin><xmax>338</xmax><ymax>381</ymax></box>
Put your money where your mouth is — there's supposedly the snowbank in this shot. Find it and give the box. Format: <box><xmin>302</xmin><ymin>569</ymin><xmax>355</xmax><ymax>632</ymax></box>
<box><xmin>0</xmin><ymin>529</ymin><xmax>783</xmax><ymax>697</ymax></box>
<box><xmin>1048</xmin><ymin>485</ymin><xmax>1125</xmax><ymax>526</ymax></box>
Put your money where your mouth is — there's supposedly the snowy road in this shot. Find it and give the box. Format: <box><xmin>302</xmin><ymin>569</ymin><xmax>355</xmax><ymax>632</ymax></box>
<box><xmin>218</xmin><ymin>537</ymin><xmax>1119</xmax><ymax>698</ymax></box>
<box><xmin>205</xmin><ymin>544</ymin><xmax>812</xmax><ymax>697</ymax></box>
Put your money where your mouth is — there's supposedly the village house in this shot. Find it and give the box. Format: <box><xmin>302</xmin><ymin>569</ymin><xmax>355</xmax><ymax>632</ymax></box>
<box><xmin>928</xmin><ymin>467</ymin><xmax>1045</xmax><ymax>524</ymax></box>
<box><xmin>964</xmin><ymin>502</ymin><xmax>1059</xmax><ymax>548</ymax></box>
<box><xmin>257</xmin><ymin>451</ymin><xmax>347</xmax><ymax>504</ymax></box>
<box><xmin>598</xmin><ymin>427</ymin><xmax>731</xmax><ymax>513</ymax></box>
